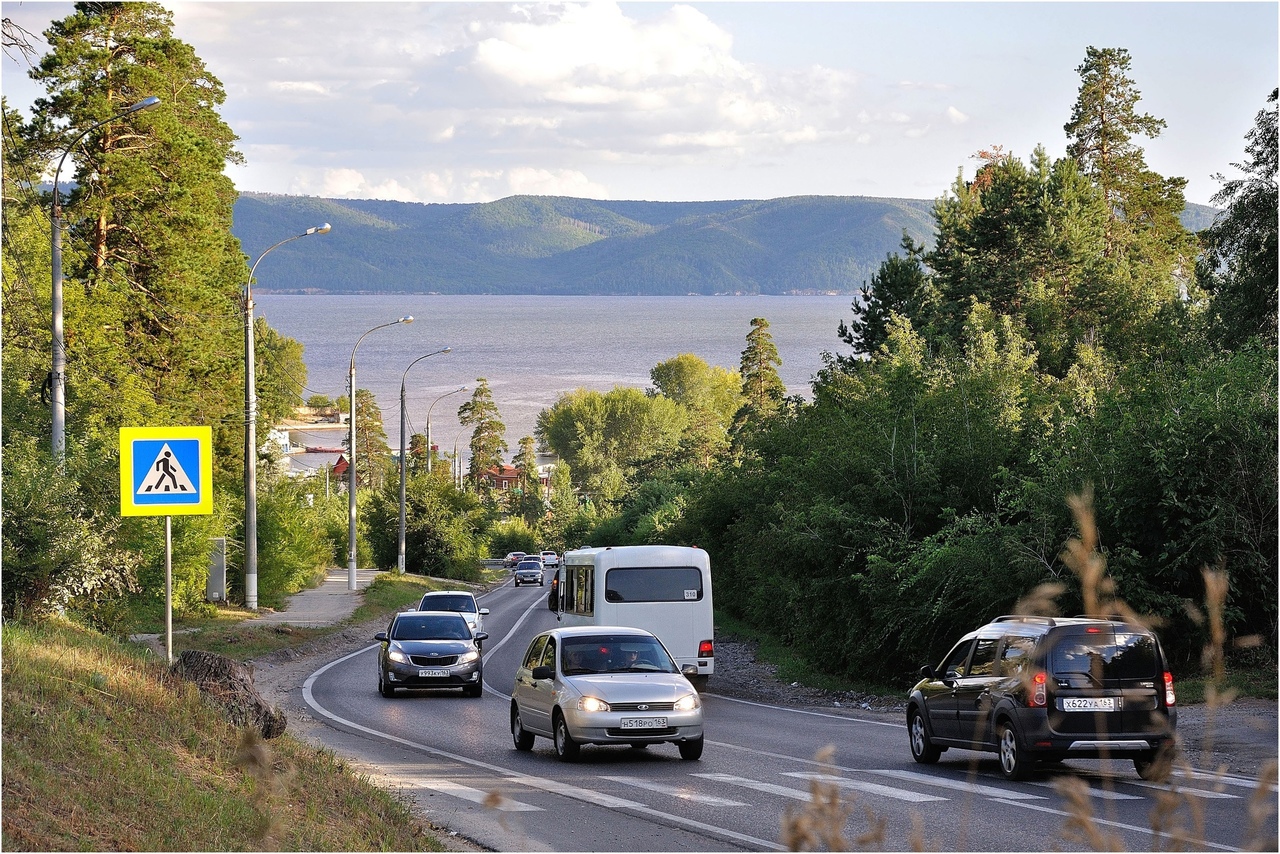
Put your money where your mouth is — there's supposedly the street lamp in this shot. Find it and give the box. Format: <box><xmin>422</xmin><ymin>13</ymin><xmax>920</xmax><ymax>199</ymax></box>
<box><xmin>397</xmin><ymin>353</ymin><xmax>454</xmax><ymax>575</ymax></box>
<box><xmin>51</xmin><ymin>95</ymin><xmax>160</xmax><ymax>458</ymax></box>
<box><xmin>243</xmin><ymin>223</ymin><xmax>330</xmax><ymax>611</ymax></box>
<box><xmin>348</xmin><ymin>315</ymin><xmax>414</xmax><ymax>590</ymax></box>
<box><xmin>426</xmin><ymin>385</ymin><xmax>468</xmax><ymax>475</ymax></box>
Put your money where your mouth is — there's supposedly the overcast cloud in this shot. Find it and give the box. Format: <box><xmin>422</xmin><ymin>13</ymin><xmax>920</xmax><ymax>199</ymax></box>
<box><xmin>3</xmin><ymin>1</ymin><xmax>1275</xmax><ymax>206</ymax></box>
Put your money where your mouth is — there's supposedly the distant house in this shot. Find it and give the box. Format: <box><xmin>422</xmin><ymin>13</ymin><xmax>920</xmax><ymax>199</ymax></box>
<box><xmin>481</xmin><ymin>464</ymin><xmax>550</xmax><ymax>496</ymax></box>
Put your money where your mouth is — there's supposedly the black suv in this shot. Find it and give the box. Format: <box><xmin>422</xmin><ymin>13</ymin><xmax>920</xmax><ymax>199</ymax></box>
<box><xmin>906</xmin><ymin>615</ymin><xmax>1177</xmax><ymax>780</ymax></box>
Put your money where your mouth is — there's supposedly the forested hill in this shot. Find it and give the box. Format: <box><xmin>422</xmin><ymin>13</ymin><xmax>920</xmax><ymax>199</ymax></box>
<box><xmin>231</xmin><ymin>192</ymin><xmax>1219</xmax><ymax>296</ymax></box>
<box><xmin>231</xmin><ymin>193</ymin><xmax>938</xmax><ymax>295</ymax></box>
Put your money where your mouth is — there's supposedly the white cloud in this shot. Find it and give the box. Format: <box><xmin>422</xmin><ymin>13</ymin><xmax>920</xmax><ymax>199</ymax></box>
<box><xmin>947</xmin><ymin>106</ymin><xmax>970</xmax><ymax>125</ymax></box>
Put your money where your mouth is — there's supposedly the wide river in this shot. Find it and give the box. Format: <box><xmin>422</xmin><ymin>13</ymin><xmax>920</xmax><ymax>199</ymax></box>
<box><xmin>256</xmin><ymin>294</ymin><xmax>857</xmax><ymax>455</ymax></box>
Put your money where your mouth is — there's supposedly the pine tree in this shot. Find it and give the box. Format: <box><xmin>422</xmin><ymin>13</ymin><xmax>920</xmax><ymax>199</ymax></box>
<box><xmin>25</xmin><ymin>1</ymin><xmax>248</xmax><ymax>477</ymax></box>
<box><xmin>838</xmin><ymin>233</ymin><xmax>930</xmax><ymax>360</ymax></box>
<box><xmin>1200</xmin><ymin>88</ymin><xmax>1279</xmax><ymax>349</ymax></box>
<box><xmin>737</xmin><ymin>317</ymin><xmax>786</xmax><ymax>424</ymax></box>
<box><xmin>458</xmin><ymin>378</ymin><xmax>507</xmax><ymax>487</ymax></box>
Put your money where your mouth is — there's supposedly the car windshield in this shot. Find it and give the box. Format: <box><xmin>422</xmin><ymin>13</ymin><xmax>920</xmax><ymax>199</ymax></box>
<box><xmin>518</xmin><ymin>562</ymin><xmax>541</xmax><ymax>570</ymax></box>
<box><xmin>420</xmin><ymin>595</ymin><xmax>475</xmax><ymax>613</ymax></box>
<box><xmin>560</xmin><ymin>635</ymin><xmax>678</xmax><ymax>675</ymax></box>
<box><xmin>392</xmin><ymin>614</ymin><xmax>470</xmax><ymax>641</ymax></box>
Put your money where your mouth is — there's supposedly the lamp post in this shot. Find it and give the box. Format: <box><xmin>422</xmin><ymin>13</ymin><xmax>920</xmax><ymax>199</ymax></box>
<box><xmin>397</xmin><ymin>353</ymin><xmax>454</xmax><ymax>575</ymax></box>
<box><xmin>426</xmin><ymin>385</ymin><xmax>467</xmax><ymax>475</ymax></box>
<box><xmin>243</xmin><ymin>223</ymin><xmax>330</xmax><ymax>611</ymax></box>
<box><xmin>51</xmin><ymin>95</ymin><xmax>160</xmax><ymax>458</ymax></box>
<box><xmin>453</xmin><ymin>432</ymin><xmax>463</xmax><ymax>489</ymax></box>
<box><xmin>348</xmin><ymin>315</ymin><xmax>414</xmax><ymax>590</ymax></box>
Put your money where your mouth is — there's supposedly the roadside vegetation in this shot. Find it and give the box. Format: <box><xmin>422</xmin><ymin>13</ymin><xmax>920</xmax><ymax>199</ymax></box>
<box><xmin>2</xmin><ymin>6</ymin><xmax>1276</xmax><ymax>849</ymax></box>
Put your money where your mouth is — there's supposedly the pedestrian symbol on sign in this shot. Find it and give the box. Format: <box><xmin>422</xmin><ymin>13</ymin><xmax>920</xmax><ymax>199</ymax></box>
<box><xmin>142</xmin><ymin>444</ymin><xmax>195</xmax><ymax>493</ymax></box>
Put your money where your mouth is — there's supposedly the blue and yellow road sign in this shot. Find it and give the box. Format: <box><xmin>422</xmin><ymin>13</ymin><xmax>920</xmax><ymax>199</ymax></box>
<box><xmin>120</xmin><ymin>426</ymin><xmax>213</xmax><ymax>516</ymax></box>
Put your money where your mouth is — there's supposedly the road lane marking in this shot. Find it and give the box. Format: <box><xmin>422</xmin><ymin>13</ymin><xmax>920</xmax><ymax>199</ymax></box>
<box><xmin>706</xmin><ymin>693</ymin><xmax>902</xmax><ymax>728</ymax></box>
<box><xmin>304</xmin><ymin>640</ymin><xmax>785</xmax><ymax>851</ymax></box>
<box><xmin>783</xmin><ymin>771</ymin><xmax>947</xmax><ymax>803</ymax></box>
<box><xmin>599</xmin><ymin>775</ymin><xmax>749</xmax><ymax>806</ymax></box>
<box><xmin>866</xmin><ymin>769</ymin><xmax>1047</xmax><ymax>800</ymax></box>
<box><xmin>1024</xmin><ymin>779</ymin><xmax>1142</xmax><ymax>800</ymax></box>
<box><xmin>405</xmin><ymin>778</ymin><xmax>541</xmax><ymax>811</ymax></box>
<box><xmin>990</xmin><ymin>798</ymin><xmax>1244</xmax><ymax>852</ymax></box>
<box><xmin>1123</xmin><ymin>779</ymin><xmax>1240</xmax><ymax>799</ymax></box>
<box><xmin>693</xmin><ymin>772</ymin><xmax>821</xmax><ymax>801</ymax></box>
<box><xmin>1174</xmin><ymin>768</ymin><xmax>1273</xmax><ymax>790</ymax></box>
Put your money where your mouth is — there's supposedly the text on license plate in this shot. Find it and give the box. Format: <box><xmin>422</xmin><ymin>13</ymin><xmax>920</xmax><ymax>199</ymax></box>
<box><xmin>1062</xmin><ymin>697</ymin><xmax>1116</xmax><ymax>712</ymax></box>
<box><xmin>620</xmin><ymin>717</ymin><xmax>668</xmax><ymax>729</ymax></box>
<box><xmin>418</xmin><ymin>669</ymin><xmax>449</xmax><ymax>678</ymax></box>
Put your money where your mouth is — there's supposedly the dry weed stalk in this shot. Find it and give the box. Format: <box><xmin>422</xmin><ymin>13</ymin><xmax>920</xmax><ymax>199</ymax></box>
<box><xmin>779</xmin><ymin>745</ymin><xmax>884</xmax><ymax>851</ymax></box>
<box><xmin>233</xmin><ymin>727</ymin><xmax>293</xmax><ymax>846</ymax></box>
<box><xmin>1054</xmin><ymin>774</ymin><xmax>1125</xmax><ymax>850</ymax></box>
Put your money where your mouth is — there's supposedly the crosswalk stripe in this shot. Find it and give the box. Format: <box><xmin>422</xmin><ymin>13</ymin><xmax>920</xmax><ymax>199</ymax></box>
<box><xmin>403</xmin><ymin>777</ymin><xmax>541</xmax><ymax>811</ymax></box>
<box><xmin>1024</xmin><ymin>779</ymin><xmax>1142</xmax><ymax>800</ymax></box>
<box><xmin>866</xmin><ymin>769</ymin><xmax>1047</xmax><ymax>800</ymax></box>
<box><xmin>693</xmin><ymin>772</ymin><xmax>818</xmax><ymax>801</ymax></box>
<box><xmin>1124</xmin><ymin>779</ymin><xmax>1240</xmax><ymax>799</ymax></box>
<box><xmin>600</xmin><ymin>775</ymin><xmax>749</xmax><ymax>806</ymax></box>
<box><xmin>782</xmin><ymin>771</ymin><xmax>948</xmax><ymax>803</ymax></box>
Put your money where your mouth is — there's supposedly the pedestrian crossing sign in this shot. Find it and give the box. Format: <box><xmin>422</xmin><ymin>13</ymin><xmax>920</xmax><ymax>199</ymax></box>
<box><xmin>120</xmin><ymin>426</ymin><xmax>213</xmax><ymax>516</ymax></box>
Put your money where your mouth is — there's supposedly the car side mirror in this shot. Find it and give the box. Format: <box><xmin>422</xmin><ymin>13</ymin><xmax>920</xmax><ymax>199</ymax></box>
<box><xmin>919</xmin><ymin>665</ymin><xmax>935</xmax><ymax>680</ymax></box>
<box><xmin>480</xmin><ymin>608</ymin><xmax>490</xmax><ymax>616</ymax></box>
<box><xmin>531</xmin><ymin>665</ymin><xmax>553</xmax><ymax>681</ymax></box>
<box><xmin>681</xmin><ymin>664</ymin><xmax>699</xmax><ymax>679</ymax></box>
<box><xmin>474</xmin><ymin>631</ymin><xmax>489</xmax><ymax>642</ymax></box>
<box><xmin>375</xmin><ymin>631</ymin><xmax>389</xmax><ymax>643</ymax></box>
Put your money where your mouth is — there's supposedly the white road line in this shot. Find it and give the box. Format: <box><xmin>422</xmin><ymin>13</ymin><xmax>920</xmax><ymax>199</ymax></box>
<box><xmin>404</xmin><ymin>778</ymin><xmax>541</xmax><ymax>811</ymax></box>
<box><xmin>1174</xmin><ymin>768</ymin><xmax>1276</xmax><ymax>790</ymax></box>
<box><xmin>693</xmin><ymin>772</ymin><xmax>819</xmax><ymax>801</ymax></box>
<box><xmin>990</xmin><ymin>798</ymin><xmax>1244</xmax><ymax>852</ymax></box>
<box><xmin>706</xmin><ymin>693</ymin><xmax>903</xmax><ymax>727</ymax></box>
<box><xmin>599</xmin><ymin>775</ymin><xmax>749</xmax><ymax>806</ymax></box>
<box><xmin>303</xmin><ymin>602</ymin><xmax>785</xmax><ymax>852</ymax></box>
<box><xmin>1123</xmin><ymin>779</ymin><xmax>1240</xmax><ymax>799</ymax></box>
<box><xmin>866</xmin><ymin>768</ymin><xmax>1047</xmax><ymax>800</ymax></box>
<box><xmin>782</xmin><ymin>771</ymin><xmax>947</xmax><ymax>803</ymax></box>
<box><xmin>1024</xmin><ymin>779</ymin><xmax>1142</xmax><ymax>800</ymax></box>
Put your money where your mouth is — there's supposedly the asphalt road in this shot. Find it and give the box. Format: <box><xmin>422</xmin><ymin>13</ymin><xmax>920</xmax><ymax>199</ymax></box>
<box><xmin>279</xmin><ymin>579</ymin><xmax>1277</xmax><ymax>852</ymax></box>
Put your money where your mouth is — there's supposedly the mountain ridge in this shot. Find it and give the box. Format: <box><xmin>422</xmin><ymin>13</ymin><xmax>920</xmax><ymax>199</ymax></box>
<box><xmin>231</xmin><ymin>192</ymin><xmax>1216</xmax><ymax>296</ymax></box>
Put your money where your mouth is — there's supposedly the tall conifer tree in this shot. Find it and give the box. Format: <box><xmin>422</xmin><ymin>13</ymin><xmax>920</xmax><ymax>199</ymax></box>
<box><xmin>458</xmin><ymin>378</ymin><xmax>507</xmax><ymax>487</ymax></box>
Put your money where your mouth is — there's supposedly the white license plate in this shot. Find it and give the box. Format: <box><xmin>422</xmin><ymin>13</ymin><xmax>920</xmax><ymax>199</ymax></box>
<box><xmin>418</xmin><ymin>669</ymin><xmax>449</xmax><ymax>678</ymax></box>
<box><xmin>1062</xmin><ymin>697</ymin><xmax>1116</xmax><ymax>712</ymax></box>
<box><xmin>620</xmin><ymin>717</ymin><xmax>668</xmax><ymax>729</ymax></box>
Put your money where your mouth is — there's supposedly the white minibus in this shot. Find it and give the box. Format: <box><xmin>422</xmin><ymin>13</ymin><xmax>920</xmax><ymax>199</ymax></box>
<box><xmin>551</xmin><ymin>545</ymin><xmax>714</xmax><ymax>688</ymax></box>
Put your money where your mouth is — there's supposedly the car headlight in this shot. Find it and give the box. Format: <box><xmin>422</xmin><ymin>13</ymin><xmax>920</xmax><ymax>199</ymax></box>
<box><xmin>388</xmin><ymin>647</ymin><xmax>410</xmax><ymax>664</ymax></box>
<box><xmin>578</xmin><ymin>696</ymin><xmax>611</xmax><ymax>713</ymax></box>
<box><xmin>457</xmin><ymin>649</ymin><xmax>480</xmax><ymax>664</ymax></box>
<box><xmin>674</xmin><ymin>693</ymin><xmax>701</xmax><ymax>712</ymax></box>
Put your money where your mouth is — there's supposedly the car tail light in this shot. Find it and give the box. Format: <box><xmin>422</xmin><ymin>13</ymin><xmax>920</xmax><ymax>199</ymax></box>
<box><xmin>1163</xmin><ymin>671</ymin><xmax>1176</xmax><ymax>706</ymax></box>
<box><xmin>698</xmin><ymin>640</ymin><xmax>714</xmax><ymax>658</ymax></box>
<box><xmin>1029</xmin><ymin>671</ymin><xmax>1047</xmax><ymax>707</ymax></box>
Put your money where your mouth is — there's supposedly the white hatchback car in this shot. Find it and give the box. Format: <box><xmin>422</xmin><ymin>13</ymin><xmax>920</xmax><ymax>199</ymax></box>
<box><xmin>417</xmin><ymin>590</ymin><xmax>489</xmax><ymax>637</ymax></box>
<box><xmin>510</xmin><ymin>626</ymin><xmax>704</xmax><ymax>761</ymax></box>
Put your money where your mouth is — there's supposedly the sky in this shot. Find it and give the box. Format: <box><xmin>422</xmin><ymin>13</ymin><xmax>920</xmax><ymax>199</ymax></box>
<box><xmin>2</xmin><ymin>1</ymin><xmax>1276</xmax><ymax>207</ymax></box>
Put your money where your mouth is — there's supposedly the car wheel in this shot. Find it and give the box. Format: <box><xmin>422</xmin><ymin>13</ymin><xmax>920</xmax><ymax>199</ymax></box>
<box><xmin>908</xmin><ymin>708</ymin><xmax>942</xmax><ymax>764</ymax></box>
<box><xmin>511</xmin><ymin>704</ymin><xmax>535</xmax><ymax>751</ymax></box>
<box><xmin>1134</xmin><ymin>740</ymin><xmax>1176</xmax><ymax>782</ymax></box>
<box><xmin>998</xmin><ymin>722</ymin><xmax>1032</xmax><ymax>781</ymax></box>
<box><xmin>379</xmin><ymin>675</ymin><xmax>396</xmax><ymax>698</ymax></box>
<box><xmin>678</xmin><ymin>736</ymin><xmax>704</xmax><ymax>761</ymax></box>
<box><xmin>553</xmin><ymin>712</ymin><xmax>580</xmax><ymax>762</ymax></box>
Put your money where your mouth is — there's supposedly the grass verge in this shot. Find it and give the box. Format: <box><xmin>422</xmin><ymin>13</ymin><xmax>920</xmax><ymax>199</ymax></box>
<box><xmin>1</xmin><ymin>618</ymin><xmax>446</xmax><ymax>851</ymax></box>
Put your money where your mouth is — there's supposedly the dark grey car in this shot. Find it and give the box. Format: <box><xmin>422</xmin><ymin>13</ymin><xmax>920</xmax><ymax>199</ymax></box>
<box><xmin>906</xmin><ymin>615</ymin><xmax>1177</xmax><ymax>780</ymax></box>
<box><xmin>375</xmin><ymin>611</ymin><xmax>487</xmax><ymax>698</ymax></box>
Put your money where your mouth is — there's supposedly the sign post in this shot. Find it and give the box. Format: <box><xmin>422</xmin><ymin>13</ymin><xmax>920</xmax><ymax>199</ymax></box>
<box><xmin>120</xmin><ymin>426</ymin><xmax>213</xmax><ymax>663</ymax></box>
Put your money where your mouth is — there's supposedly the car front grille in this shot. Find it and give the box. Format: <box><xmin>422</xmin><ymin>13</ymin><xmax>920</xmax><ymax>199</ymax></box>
<box><xmin>610</xmin><ymin>702</ymin><xmax>676</xmax><ymax>712</ymax></box>
<box><xmin>410</xmin><ymin>654</ymin><xmax>459</xmax><ymax>666</ymax></box>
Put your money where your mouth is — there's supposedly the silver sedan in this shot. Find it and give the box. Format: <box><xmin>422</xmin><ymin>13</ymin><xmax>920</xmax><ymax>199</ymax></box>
<box><xmin>510</xmin><ymin>626</ymin><xmax>704</xmax><ymax>761</ymax></box>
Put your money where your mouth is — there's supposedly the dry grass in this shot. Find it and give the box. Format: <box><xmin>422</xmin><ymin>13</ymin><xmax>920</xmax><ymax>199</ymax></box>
<box><xmin>1</xmin><ymin>618</ymin><xmax>446</xmax><ymax>852</ymax></box>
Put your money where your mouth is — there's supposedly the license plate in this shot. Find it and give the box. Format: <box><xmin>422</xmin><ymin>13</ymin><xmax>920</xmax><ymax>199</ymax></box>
<box><xmin>418</xmin><ymin>669</ymin><xmax>449</xmax><ymax>678</ymax></box>
<box><xmin>620</xmin><ymin>717</ymin><xmax>668</xmax><ymax>729</ymax></box>
<box><xmin>1062</xmin><ymin>697</ymin><xmax>1116</xmax><ymax>712</ymax></box>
